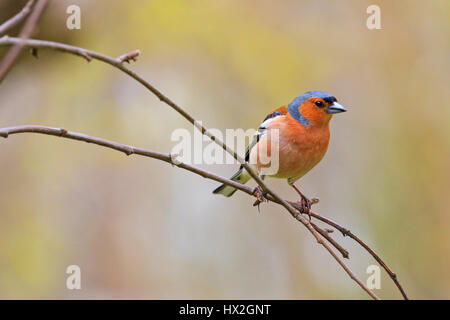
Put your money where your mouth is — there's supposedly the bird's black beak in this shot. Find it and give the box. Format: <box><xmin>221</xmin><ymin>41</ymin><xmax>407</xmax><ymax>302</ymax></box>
<box><xmin>326</xmin><ymin>102</ymin><xmax>347</xmax><ymax>114</ymax></box>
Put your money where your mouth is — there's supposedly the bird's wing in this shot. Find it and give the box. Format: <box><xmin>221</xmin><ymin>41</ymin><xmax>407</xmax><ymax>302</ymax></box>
<box><xmin>244</xmin><ymin>106</ymin><xmax>287</xmax><ymax>164</ymax></box>
<box><xmin>262</xmin><ymin>106</ymin><xmax>288</xmax><ymax>122</ymax></box>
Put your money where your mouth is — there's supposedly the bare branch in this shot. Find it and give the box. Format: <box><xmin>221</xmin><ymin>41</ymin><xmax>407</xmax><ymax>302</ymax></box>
<box><xmin>312</xmin><ymin>223</ymin><xmax>349</xmax><ymax>259</ymax></box>
<box><xmin>117</xmin><ymin>49</ymin><xmax>141</xmax><ymax>64</ymax></box>
<box><xmin>289</xmin><ymin>202</ymin><xmax>409</xmax><ymax>300</ymax></box>
<box><xmin>0</xmin><ymin>125</ymin><xmax>250</xmax><ymax>193</ymax></box>
<box><xmin>0</xmin><ymin>0</ymin><xmax>35</xmax><ymax>36</ymax></box>
<box><xmin>0</xmin><ymin>0</ymin><xmax>48</xmax><ymax>82</ymax></box>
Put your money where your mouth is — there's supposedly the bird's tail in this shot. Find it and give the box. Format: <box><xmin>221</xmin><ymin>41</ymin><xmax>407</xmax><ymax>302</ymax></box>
<box><xmin>212</xmin><ymin>168</ymin><xmax>251</xmax><ymax>197</ymax></box>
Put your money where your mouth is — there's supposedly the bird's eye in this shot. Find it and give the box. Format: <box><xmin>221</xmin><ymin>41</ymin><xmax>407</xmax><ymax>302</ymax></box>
<box><xmin>315</xmin><ymin>101</ymin><xmax>324</xmax><ymax>107</ymax></box>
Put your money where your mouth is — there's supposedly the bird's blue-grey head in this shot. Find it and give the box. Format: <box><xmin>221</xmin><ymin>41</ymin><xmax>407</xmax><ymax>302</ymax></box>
<box><xmin>287</xmin><ymin>91</ymin><xmax>347</xmax><ymax>126</ymax></box>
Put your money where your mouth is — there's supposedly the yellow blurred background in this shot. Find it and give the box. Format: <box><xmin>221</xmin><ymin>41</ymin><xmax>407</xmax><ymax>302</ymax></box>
<box><xmin>0</xmin><ymin>0</ymin><xmax>449</xmax><ymax>299</ymax></box>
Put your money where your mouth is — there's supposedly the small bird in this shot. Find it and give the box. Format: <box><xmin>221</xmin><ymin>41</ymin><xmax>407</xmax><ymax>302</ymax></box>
<box><xmin>213</xmin><ymin>91</ymin><xmax>347</xmax><ymax>213</ymax></box>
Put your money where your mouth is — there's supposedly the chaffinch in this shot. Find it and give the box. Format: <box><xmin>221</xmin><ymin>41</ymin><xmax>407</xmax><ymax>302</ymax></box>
<box><xmin>213</xmin><ymin>91</ymin><xmax>347</xmax><ymax>213</ymax></box>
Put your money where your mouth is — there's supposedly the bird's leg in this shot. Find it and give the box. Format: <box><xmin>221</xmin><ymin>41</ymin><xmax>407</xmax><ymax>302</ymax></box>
<box><xmin>290</xmin><ymin>184</ymin><xmax>318</xmax><ymax>220</ymax></box>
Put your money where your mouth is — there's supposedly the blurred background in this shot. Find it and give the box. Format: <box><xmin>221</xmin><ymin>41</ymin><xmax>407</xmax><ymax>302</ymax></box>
<box><xmin>0</xmin><ymin>0</ymin><xmax>449</xmax><ymax>299</ymax></box>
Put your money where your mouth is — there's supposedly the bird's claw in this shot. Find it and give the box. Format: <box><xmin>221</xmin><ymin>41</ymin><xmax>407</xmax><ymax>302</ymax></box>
<box><xmin>298</xmin><ymin>196</ymin><xmax>318</xmax><ymax>221</ymax></box>
<box><xmin>301</xmin><ymin>196</ymin><xmax>311</xmax><ymax>220</ymax></box>
<box><xmin>252</xmin><ymin>186</ymin><xmax>267</xmax><ymax>211</ymax></box>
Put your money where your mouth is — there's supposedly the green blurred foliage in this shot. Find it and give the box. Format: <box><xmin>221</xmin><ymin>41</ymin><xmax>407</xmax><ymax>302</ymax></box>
<box><xmin>0</xmin><ymin>0</ymin><xmax>449</xmax><ymax>299</ymax></box>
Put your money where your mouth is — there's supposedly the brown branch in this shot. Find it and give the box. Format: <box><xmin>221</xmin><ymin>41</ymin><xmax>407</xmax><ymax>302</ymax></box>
<box><xmin>0</xmin><ymin>123</ymin><xmax>410</xmax><ymax>299</ymax></box>
<box><xmin>288</xmin><ymin>202</ymin><xmax>409</xmax><ymax>300</ymax></box>
<box><xmin>0</xmin><ymin>0</ymin><xmax>35</xmax><ymax>36</ymax></box>
<box><xmin>0</xmin><ymin>0</ymin><xmax>48</xmax><ymax>82</ymax></box>
<box><xmin>0</xmin><ymin>38</ymin><xmax>388</xmax><ymax>300</ymax></box>
<box><xmin>117</xmin><ymin>49</ymin><xmax>141</xmax><ymax>64</ymax></box>
<box><xmin>0</xmin><ymin>125</ymin><xmax>250</xmax><ymax>193</ymax></box>
<box><xmin>311</xmin><ymin>223</ymin><xmax>349</xmax><ymax>259</ymax></box>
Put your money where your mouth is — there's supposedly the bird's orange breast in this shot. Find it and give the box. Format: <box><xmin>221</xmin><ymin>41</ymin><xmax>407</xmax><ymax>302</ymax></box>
<box><xmin>251</xmin><ymin>112</ymin><xmax>330</xmax><ymax>182</ymax></box>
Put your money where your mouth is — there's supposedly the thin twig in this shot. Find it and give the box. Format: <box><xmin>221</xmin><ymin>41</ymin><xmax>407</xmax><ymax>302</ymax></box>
<box><xmin>311</xmin><ymin>223</ymin><xmax>349</xmax><ymax>259</ymax></box>
<box><xmin>0</xmin><ymin>38</ymin><xmax>385</xmax><ymax>299</ymax></box>
<box><xmin>0</xmin><ymin>0</ymin><xmax>35</xmax><ymax>36</ymax></box>
<box><xmin>117</xmin><ymin>49</ymin><xmax>141</xmax><ymax>64</ymax></box>
<box><xmin>288</xmin><ymin>202</ymin><xmax>409</xmax><ymax>300</ymax></box>
<box><xmin>0</xmin><ymin>0</ymin><xmax>48</xmax><ymax>82</ymax></box>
